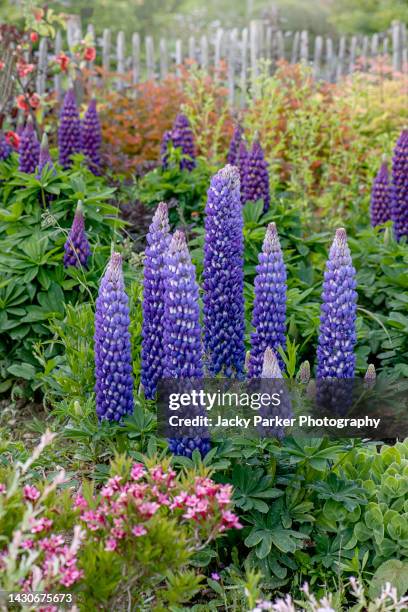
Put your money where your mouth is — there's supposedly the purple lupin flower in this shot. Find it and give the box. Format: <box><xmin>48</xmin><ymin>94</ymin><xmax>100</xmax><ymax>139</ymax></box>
<box><xmin>81</xmin><ymin>98</ymin><xmax>102</xmax><ymax>175</ymax></box>
<box><xmin>18</xmin><ymin>119</ymin><xmax>40</xmax><ymax>173</ymax></box>
<box><xmin>203</xmin><ymin>165</ymin><xmax>245</xmax><ymax>376</ymax></box>
<box><xmin>371</xmin><ymin>156</ymin><xmax>391</xmax><ymax>227</ymax></box>
<box><xmin>391</xmin><ymin>129</ymin><xmax>408</xmax><ymax>241</ymax></box>
<box><xmin>37</xmin><ymin>133</ymin><xmax>54</xmax><ymax>177</ymax></box>
<box><xmin>63</xmin><ymin>201</ymin><xmax>91</xmax><ymax>269</ymax></box>
<box><xmin>248</xmin><ymin>223</ymin><xmax>287</xmax><ymax>378</ymax></box>
<box><xmin>94</xmin><ymin>252</ymin><xmax>134</xmax><ymax>422</ymax></box>
<box><xmin>241</xmin><ymin>139</ymin><xmax>270</xmax><ymax>211</ymax></box>
<box><xmin>227</xmin><ymin>124</ymin><xmax>243</xmax><ymax>165</ymax></box>
<box><xmin>317</xmin><ymin>228</ymin><xmax>357</xmax><ymax>379</ymax></box>
<box><xmin>58</xmin><ymin>89</ymin><xmax>81</xmax><ymax>170</ymax></box>
<box><xmin>0</xmin><ymin>131</ymin><xmax>12</xmax><ymax>161</ymax></box>
<box><xmin>160</xmin><ymin>113</ymin><xmax>196</xmax><ymax>171</ymax></box>
<box><xmin>163</xmin><ymin>230</ymin><xmax>203</xmax><ymax>378</ymax></box>
<box><xmin>163</xmin><ymin>231</ymin><xmax>210</xmax><ymax>457</ymax></box>
<box><xmin>141</xmin><ymin>202</ymin><xmax>171</xmax><ymax>400</ymax></box>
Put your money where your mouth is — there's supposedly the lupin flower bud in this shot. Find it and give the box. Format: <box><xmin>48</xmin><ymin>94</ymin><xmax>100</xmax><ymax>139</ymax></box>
<box><xmin>203</xmin><ymin>165</ymin><xmax>245</xmax><ymax>376</ymax></box>
<box><xmin>81</xmin><ymin>98</ymin><xmax>102</xmax><ymax>175</ymax></box>
<box><xmin>364</xmin><ymin>364</ymin><xmax>376</xmax><ymax>389</ymax></box>
<box><xmin>141</xmin><ymin>202</ymin><xmax>171</xmax><ymax>399</ymax></box>
<box><xmin>163</xmin><ymin>231</ymin><xmax>210</xmax><ymax>457</ymax></box>
<box><xmin>261</xmin><ymin>347</ymin><xmax>283</xmax><ymax>378</ymax></box>
<box><xmin>297</xmin><ymin>361</ymin><xmax>311</xmax><ymax>384</ymax></box>
<box><xmin>94</xmin><ymin>252</ymin><xmax>134</xmax><ymax>422</ymax></box>
<box><xmin>371</xmin><ymin>157</ymin><xmax>391</xmax><ymax>227</ymax></box>
<box><xmin>18</xmin><ymin>119</ymin><xmax>40</xmax><ymax>173</ymax></box>
<box><xmin>317</xmin><ymin>228</ymin><xmax>357</xmax><ymax>379</ymax></box>
<box><xmin>227</xmin><ymin>124</ymin><xmax>243</xmax><ymax>165</ymax></box>
<box><xmin>63</xmin><ymin>201</ymin><xmax>91</xmax><ymax>269</ymax></box>
<box><xmin>391</xmin><ymin>129</ymin><xmax>408</xmax><ymax>241</ymax></box>
<box><xmin>257</xmin><ymin>348</ymin><xmax>292</xmax><ymax>440</ymax></box>
<box><xmin>0</xmin><ymin>131</ymin><xmax>11</xmax><ymax>161</ymax></box>
<box><xmin>58</xmin><ymin>89</ymin><xmax>81</xmax><ymax>169</ymax></box>
<box><xmin>160</xmin><ymin>114</ymin><xmax>196</xmax><ymax>171</ymax></box>
<box><xmin>37</xmin><ymin>133</ymin><xmax>54</xmax><ymax>176</ymax></box>
<box><xmin>248</xmin><ymin>223</ymin><xmax>287</xmax><ymax>378</ymax></box>
<box><xmin>241</xmin><ymin>140</ymin><xmax>270</xmax><ymax>211</ymax></box>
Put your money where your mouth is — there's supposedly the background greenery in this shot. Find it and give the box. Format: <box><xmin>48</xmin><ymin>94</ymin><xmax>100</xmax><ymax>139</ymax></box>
<box><xmin>3</xmin><ymin>0</ymin><xmax>408</xmax><ymax>40</ymax></box>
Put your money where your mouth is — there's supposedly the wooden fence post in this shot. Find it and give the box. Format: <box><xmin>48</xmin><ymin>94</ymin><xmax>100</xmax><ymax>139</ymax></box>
<box><xmin>102</xmin><ymin>28</ymin><xmax>111</xmax><ymax>73</ymax></box>
<box><xmin>228</xmin><ymin>29</ymin><xmax>238</xmax><ymax>106</ymax></box>
<box><xmin>36</xmin><ymin>37</ymin><xmax>48</xmax><ymax>96</ymax></box>
<box><xmin>132</xmin><ymin>33</ymin><xmax>140</xmax><ymax>84</ymax></box>
<box><xmin>326</xmin><ymin>36</ymin><xmax>334</xmax><ymax>81</ymax></box>
<box><xmin>240</xmin><ymin>27</ymin><xmax>248</xmax><ymax>107</ymax></box>
<box><xmin>313</xmin><ymin>35</ymin><xmax>323</xmax><ymax>79</ymax></box>
<box><xmin>159</xmin><ymin>38</ymin><xmax>168</xmax><ymax>79</ymax></box>
<box><xmin>392</xmin><ymin>20</ymin><xmax>401</xmax><ymax>73</ymax></box>
<box><xmin>146</xmin><ymin>36</ymin><xmax>155</xmax><ymax>80</ymax></box>
<box><xmin>249</xmin><ymin>20</ymin><xmax>259</xmax><ymax>92</ymax></box>
<box><xmin>214</xmin><ymin>27</ymin><xmax>223</xmax><ymax>75</ymax></box>
<box><xmin>300</xmin><ymin>30</ymin><xmax>308</xmax><ymax>63</ymax></box>
<box><xmin>276</xmin><ymin>30</ymin><xmax>284</xmax><ymax>61</ymax></box>
<box><xmin>336</xmin><ymin>35</ymin><xmax>346</xmax><ymax>80</ymax></box>
<box><xmin>349</xmin><ymin>35</ymin><xmax>357</xmax><ymax>73</ymax></box>
<box><xmin>200</xmin><ymin>35</ymin><xmax>208</xmax><ymax>69</ymax></box>
<box><xmin>175</xmin><ymin>39</ymin><xmax>182</xmax><ymax>75</ymax></box>
<box><xmin>291</xmin><ymin>31</ymin><xmax>299</xmax><ymax>63</ymax></box>
<box><xmin>188</xmin><ymin>36</ymin><xmax>195</xmax><ymax>61</ymax></box>
<box><xmin>116</xmin><ymin>31</ymin><xmax>125</xmax><ymax>90</ymax></box>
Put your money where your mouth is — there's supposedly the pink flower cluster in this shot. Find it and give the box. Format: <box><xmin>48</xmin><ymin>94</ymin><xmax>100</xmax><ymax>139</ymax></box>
<box><xmin>76</xmin><ymin>463</ymin><xmax>242</xmax><ymax>553</ymax></box>
<box><xmin>0</xmin><ymin>481</ymin><xmax>83</xmax><ymax>594</ymax></box>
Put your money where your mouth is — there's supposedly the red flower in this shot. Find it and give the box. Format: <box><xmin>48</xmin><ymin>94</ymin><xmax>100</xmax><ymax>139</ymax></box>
<box><xmin>30</xmin><ymin>93</ymin><xmax>40</xmax><ymax>109</ymax></box>
<box><xmin>16</xmin><ymin>95</ymin><xmax>29</xmax><ymax>112</ymax></box>
<box><xmin>0</xmin><ymin>61</ymin><xmax>4</xmax><ymax>71</ymax></box>
<box><xmin>83</xmin><ymin>47</ymin><xmax>96</xmax><ymax>62</ymax></box>
<box><xmin>30</xmin><ymin>32</ymin><xmax>39</xmax><ymax>43</ymax></box>
<box><xmin>56</xmin><ymin>52</ymin><xmax>69</xmax><ymax>73</ymax></box>
<box><xmin>6</xmin><ymin>131</ymin><xmax>20</xmax><ymax>149</ymax></box>
<box><xmin>17</xmin><ymin>61</ymin><xmax>35</xmax><ymax>78</ymax></box>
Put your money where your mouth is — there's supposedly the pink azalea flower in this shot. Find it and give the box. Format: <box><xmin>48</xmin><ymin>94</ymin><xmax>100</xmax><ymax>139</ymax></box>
<box><xmin>30</xmin><ymin>517</ymin><xmax>53</xmax><ymax>533</ymax></box>
<box><xmin>130</xmin><ymin>463</ymin><xmax>145</xmax><ymax>480</ymax></box>
<box><xmin>105</xmin><ymin>538</ymin><xmax>117</xmax><ymax>552</ymax></box>
<box><xmin>132</xmin><ymin>525</ymin><xmax>147</xmax><ymax>537</ymax></box>
<box><xmin>221</xmin><ymin>510</ymin><xmax>243</xmax><ymax>530</ymax></box>
<box><xmin>138</xmin><ymin>501</ymin><xmax>160</xmax><ymax>518</ymax></box>
<box><xmin>23</xmin><ymin>485</ymin><xmax>41</xmax><ymax>502</ymax></box>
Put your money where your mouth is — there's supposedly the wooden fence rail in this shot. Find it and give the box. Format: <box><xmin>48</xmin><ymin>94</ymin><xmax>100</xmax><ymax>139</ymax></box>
<box><xmin>34</xmin><ymin>18</ymin><xmax>408</xmax><ymax>106</ymax></box>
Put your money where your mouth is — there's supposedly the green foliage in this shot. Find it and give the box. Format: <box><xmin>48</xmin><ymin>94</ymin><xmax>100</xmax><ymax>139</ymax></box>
<box><xmin>328</xmin><ymin>0</ymin><xmax>408</xmax><ymax>34</ymax></box>
<box><xmin>0</xmin><ymin>156</ymin><xmax>122</xmax><ymax>394</ymax></box>
<box><xmin>135</xmin><ymin>156</ymin><xmax>213</xmax><ymax>226</ymax></box>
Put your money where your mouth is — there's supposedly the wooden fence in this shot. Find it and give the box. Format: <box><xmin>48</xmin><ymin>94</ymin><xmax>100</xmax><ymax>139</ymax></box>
<box><xmin>35</xmin><ymin>18</ymin><xmax>408</xmax><ymax>106</ymax></box>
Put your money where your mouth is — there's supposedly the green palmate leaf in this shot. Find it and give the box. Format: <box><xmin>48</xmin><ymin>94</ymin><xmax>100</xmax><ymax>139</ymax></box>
<box><xmin>369</xmin><ymin>559</ymin><xmax>408</xmax><ymax>598</ymax></box>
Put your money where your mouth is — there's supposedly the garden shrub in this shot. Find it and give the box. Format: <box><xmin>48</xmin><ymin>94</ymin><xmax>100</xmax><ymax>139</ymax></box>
<box><xmin>0</xmin><ymin>433</ymin><xmax>242</xmax><ymax>610</ymax></box>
